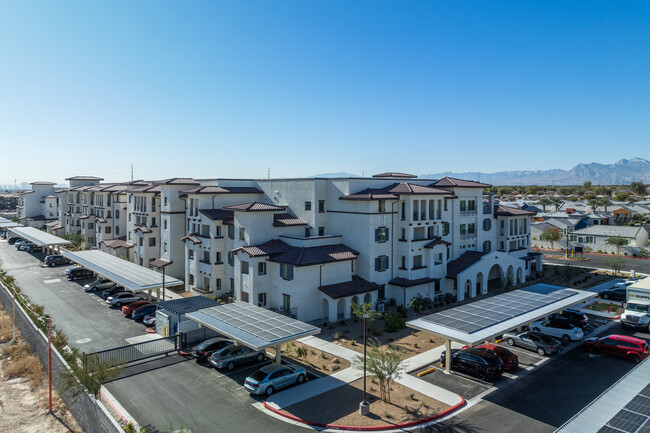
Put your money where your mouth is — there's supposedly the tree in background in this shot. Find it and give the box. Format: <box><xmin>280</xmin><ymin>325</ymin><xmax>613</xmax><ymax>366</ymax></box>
<box><xmin>60</xmin><ymin>233</ymin><xmax>85</xmax><ymax>251</ymax></box>
<box><xmin>606</xmin><ymin>256</ymin><xmax>625</xmax><ymax>276</ymax></box>
<box><xmin>537</xmin><ymin>197</ymin><xmax>552</xmax><ymax>212</ymax></box>
<box><xmin>615</xmin><ymin>192</ymin><xmax>630</xmax><ymax>202</ymax></box>
<box><xmin>605</xmin><ymin>236</ymin><xmax>629</xmax><ymax>255</ymax></box>
<box><xmin>586</xmin><ymin>198</ymin><xmax>600</xmax><ymax>213</ymax></box>
<box><xmin>350</xmin><ymin>302</ymin><xmax>381</xmax><ymax>338</ymax></box>
<box><xmin>352</xmin><ymin>339</ymin><xmax>406</xmax><ymax>403</ymax></box>
<box><xmin>540</xmin><ymin>227</ymin><xmax>562</xmax><ymax>250</ymax></box>
<box><xmin>598</xmin><ymin>197</ymin><xmax>613</xmax><ymax>212</ymax></box>
<box><xmin>549</xmin><ymin>197</ymin><xmax>564</xmax><ymax>210</ymax></box>
<box><xmin>629</xmin><ymin>181</ymin><xmax>646</xmax><ymax>196</ymax></box>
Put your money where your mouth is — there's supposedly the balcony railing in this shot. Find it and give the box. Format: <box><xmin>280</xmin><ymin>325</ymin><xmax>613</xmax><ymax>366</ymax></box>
<box><xmin>269</xmin><ymin>306</ymin><xmax>298</xmax><ymax>319</ymax></box>
<box><xmin>460</xmin><ymin>210</ymin><xmax>477</xmax><ymax>217</ymax></box>
<box><xmin>460</xmin><ymin>233</ymin><xmax>477</xmax><ymax>241</ymax></box>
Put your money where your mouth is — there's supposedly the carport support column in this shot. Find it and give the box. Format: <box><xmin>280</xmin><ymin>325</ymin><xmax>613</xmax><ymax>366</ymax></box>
<box><xmin>445</xmin><ymin>339</ymin><xmax>451</xmax><ymax>374</ymax></box>
<box><xmin>275</xmin><ymin>344</ymin><xmax>281</xmax><ymax>364</ymax></box>
<box><xmin>156</xmin><ymin>288</ymin><xmax>160</xmax><ymax>302</ymax></box>
<box><xmin>147</xmin><ymin>289</ymin><xmax>152</xmax><ymax>302</ymax></box>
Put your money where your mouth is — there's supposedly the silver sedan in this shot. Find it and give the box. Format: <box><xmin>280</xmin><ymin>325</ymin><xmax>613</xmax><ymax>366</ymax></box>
<box><xmin>502</xmin><ymin>331</ymin><xmax>563</xmax><ymax>356</ymax></box>
<box><xmin>209</xmin><ymin>345</ymin><xmax>265</xmax><ymax>370</ymax></box>
<box><xmin>106</xmin><ymin>292</ymin><xmax>143</xmax><ymax>307</ymax></box>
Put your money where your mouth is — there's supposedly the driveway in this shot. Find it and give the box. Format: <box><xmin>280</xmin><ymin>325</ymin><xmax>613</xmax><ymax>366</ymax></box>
<box><xmin>542</xmin><ymin>251</ymin><xmax>650</xmax><ymax>276</ymax></box>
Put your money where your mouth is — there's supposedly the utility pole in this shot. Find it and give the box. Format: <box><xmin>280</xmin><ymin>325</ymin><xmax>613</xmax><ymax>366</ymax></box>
<box><xmin>267</xmin><ymin>168</ymin><xmax>270</xmax><ymax>179</ymax></box>
<box><xmin>131</xmin><ymin>164</ymin><xmax>134</xmax><ymax>182</ymax></box>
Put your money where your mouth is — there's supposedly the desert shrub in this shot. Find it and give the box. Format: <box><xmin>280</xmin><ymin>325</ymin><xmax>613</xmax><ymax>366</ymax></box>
<box><xmin>384</xmin><ymin>311</ymin><xmax>406</xmax><ymax>332</ymax></box>
<box><xmin>4</xmin><ymin>355</ymin><xmax>44</xmax><ymax>386</ymax></box>
<box><xmin>296</xmin><ymin>346</ymin><xmax>307</xmax><ymax>358</ymax></box>
<box><xmin>370</xmin><ymin>322</ymin><xmax>383</xmax><ymax>336</ymax></box>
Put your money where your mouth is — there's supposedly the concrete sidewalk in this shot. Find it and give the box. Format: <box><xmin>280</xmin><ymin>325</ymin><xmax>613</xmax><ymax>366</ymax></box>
<box><xmin>267</xmin><ymin>336</ymin><xmax>465</xmax><ymax>410</ymax></box>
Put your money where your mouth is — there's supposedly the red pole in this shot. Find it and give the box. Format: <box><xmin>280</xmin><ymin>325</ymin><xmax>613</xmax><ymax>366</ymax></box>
<box><xmin>47</xmin><ymin>318</ymin><xmax>52</xmax><ymax>413</ymax></box>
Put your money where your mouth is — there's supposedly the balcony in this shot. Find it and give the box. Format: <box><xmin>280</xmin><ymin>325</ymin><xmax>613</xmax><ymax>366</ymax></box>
<box><xmin>460</xmin><ymin>233</ymin><xmax>477</xmax><ymax>241</ymax></box>
<box><xmin>460</xmin><ymin>210</ymin><xmax>477</xmax><ymax>217</ymax></box>
<box><xmin>269</xmin><ymin>306</ymin><xmax>298</xmax><ymax>319</ymax></box>
<box><xmin>483</xmin><ymin>205</ymin><xmax>492</xmax><ymax>214</ymax></box>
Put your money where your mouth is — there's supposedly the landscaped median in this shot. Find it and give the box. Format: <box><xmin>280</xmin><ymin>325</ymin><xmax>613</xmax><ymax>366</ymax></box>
<box><xmin>263</xmin><ymin>375</ymin><xmax>465</xmax><ymax>430</ymax></box>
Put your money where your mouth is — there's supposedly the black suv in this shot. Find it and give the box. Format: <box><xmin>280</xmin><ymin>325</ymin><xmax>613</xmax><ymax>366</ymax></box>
<box><xmin>7</xmin><ymin>236</ymin><xmax>21</xmax><ymax>244</ymax></box>
<box><xmin>44</xmin><ymin>255</ymin><xmax>70</xmax><ymax>267</ymax></box>
<box><xmin>599</xmin><ymin>287</ymin><xmax>627</xmax><ymax>302</ymax></box>
<box><xmin>67</xmin><ymin>268</ymin><xmax>95</xmax><ymax>281</ymax></box>
<box><xmin>441</xmin><ymin>347</ymin><xmax>504</xmax><ymax>380</ymax></box>
<box><xmin>549</xmin><ymin>309</ymin><xmax>589</xmax><ymax>329</ymax></box>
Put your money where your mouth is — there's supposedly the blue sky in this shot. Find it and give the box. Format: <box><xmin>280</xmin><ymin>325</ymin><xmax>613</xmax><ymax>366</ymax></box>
<box><xmin>1</xmin><ymin>1</ymin><xmax>649</xmax><ymax>185</ymax></box>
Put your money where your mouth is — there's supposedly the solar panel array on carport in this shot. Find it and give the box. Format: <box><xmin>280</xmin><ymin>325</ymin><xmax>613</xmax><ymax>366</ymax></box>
<box><xmin>556</xmin><ymin>357</ymin><xmax>650</xmax><ymax>433</ymax></box>
<box><xmin>187</xmin><ymin>301</ymin><xmax>320</xmax><ymax>363</ymax></box>
<box><xmin>8</xmin><ymin>226</ymin><xmax>71</xmax><ymax>246</ymax></box>
<box><xmin>62</xmin><ymin>250</ymin><xmax>183</xmax><ymax>293</ymax></box>
<box><xmin>0</xmin><ymin>221</ymin><xmax>20</xmax><ymax>228</ymax></box>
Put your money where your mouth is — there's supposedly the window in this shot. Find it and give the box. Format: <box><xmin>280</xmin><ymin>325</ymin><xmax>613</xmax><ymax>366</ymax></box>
<box><xmin>305</xmin><ymin>227</ymin><xmax>310</xmax><ymax>237</ymax></box>
<box><xmin>151</xmin><ymin>196</ymin><xmax>156</xmax><ymax>208</ymax></box>
<box><xmin>258</xmin><ymin>262</ymin><xmax>266</xmax><ymax>275</ymax></box>
<box><xmin>149</xmin><ymin>238</ymin><xmax>156</xmax><ymax>247</ymax></box>
<box><xmin>228</xmin><ymin>225</ymin><xmax>234</xmax><ymax>239</ymax></box>
<box><xmin>483</xmin><ymin>218</ymin><xmax>491</xmax><ymax>231</ymax></box>
<box><xmin>460</xmin><ymin>201</ymin><xmax>466</xmax><ymax>212</ymax></box>
<box><xmin>228</xmin><ymin>252</ymin><xmax>234</xmax><ymax>266</ymax></box>
<box><xmin>164</xmin><ymin>219</ymin><xmax>168</xmax><ymax>230</ymax></box>
<box><xmin>442</xmin><ymin>222</ymin><xmax>450</xmax><ymax>236</ymax></box>
<box><xmin>88</xmin><ymin>223</ymin><xmax>94</xmax><ymax>229</ymax></box>
<box><xmin>189</xmin><ymin>275</ymin><xmax>194</xmax><ymax>285</ymax></box>
<box><xmin>283</xmin><ymin>294</ymin><xmax>291</xmax><ymax>311</ymax></box>
<box><xmin>460</xmin><ymin>224</ymin><xmax>467</xmax><ymax>235</ymax></box>
<box><xmin>378</xmin><ymin>200</ymin><xmax>386</xmax><ymax>213</ymax></box>
<box><xmin>241</xmin><ymin>261</ymin><xmax>249</xmax><ymax>274</ymax></box>
<box><xmin>139</xmin><ymin>237</ymin><xmax>144</xmax><ymax>246</ymax></box>
<box><xmin>115</xmin><ymin>226</ymin><xmax>119</xmax><ymax>236</ymax></box>
<box><xmin>375</xmin><ymin>255</ymin><xmax>389</xmax><ymax>272</ymax></box>
<box><xmin>129</xmin><ymin>195</ymin><xmax>132</xmax><ymax>204</ymax></box>
<box><xmin>216</xmin><ymin>278</ymin><xmax>221</xmax><ymax>290</ymax></box>
<box><xmin>258</xmin><ymin>293</ymin><xmax>267</xmax><ymax>307</ymax></box>
<box><xmin>128</xmin><ymin>232</ymin><xmax>132</xmax><ymax>240</ymax></box>
<box><xmin>188</xmin><ymin>250</ymin><xmax>194</xmax><ymax>260</ymax></box>
<box><xmin>483</xmin><ymin>240</ymin><xmax>491</xmax><ymax>253</ymax></box>
<box><xmin>128</xmin><ymin>214</ymin><xmax>131</xmax><ymax>222</ymax></box>
<box><xmin>400</xmin><ymin>228</ymin><xmax>406</xmax><ymax>241</ymax></box>
<box><xmin>378</xmin><ymin>286</ymin><xmax>386</xmax><ymax>299</ymax></box>
<box><xmin>305</xmin><ymin>201</ymin><xmax>311</xmax><ymax>211</ymax></box>
<box><xmin>164</xmin><ymin>197</ymin><xmax>168</xmax><ymax>207</ymax></box>
<box><xmin>105</xmin><ymin>226</ymin><xmax>111</xmax><ymax>234</ymax></box>
<box><xmin>413</xmin><ymin>255</ymin><xmax>423</xmax><ymax>269</ymax></box>
<box><xmin>318</xmin><ymin>200</ymin><xmax>325</xmax><ymax>213</ymax></box>
<box><xmin>151</xmin><ymin>217</ymin><xmax>156</xmax><ymax>227</ymax></box>
<box><xmin>280</xmin><ymin>263</ymin><xmax>294</xmax><ymax>280</ymax></box>
<box><xmin>214</xmin><ymin>225</ymin><xmax>221</xmax><ymax>237</ymax></box>
<box><xmin>215</xmin><ymin>252</ymin><xmax>222</xmax><ymax>263</ymax></box>
<box><xmin>444</xmin><ymin>199</ymin><xmax>448</xmax><ymax>211</ymax></box>
<box><xmin>400</xmin><ymin>256</ymin><xmax>406</xmax><ymax>269</ymax></box>
<box><xmin>203</xmin><ymin>251</ymin><xmax>210</xmax><ymax>262</ymax></box>
<box><xmin>230</xmin><ymin>278</ymin><xmax>234</xmax><ymax>291</ymax></box>
<box><xmin>318</xmin><ymin>227</ymin><xmax>325</xmax><ymax>236</ymax></box>
<box><xmin>239</xmin><ymin>227</ymin><xmax>245</xmax><ymax>241</ymax></box>
<box><xmin>435</xmin><ymin>253</ymin><xmax>443</xmax><ymax>265</ymax></box>
<box><xmin>376</xmin><ymin>227</ymin><xmax>389</xmax><ymax>243</ymax></box>
<box><xmin>401</xmin><ymin>202</ymin><xmax>406</xmax><ymax>220</ymax></box>
<box><xmin>164</xmin><ymin>242</ymin><xmax>168</xmax><ymax>253</ymax></box>
<box><xmin>468</xmin><ymin>223</ymin><xmax>476</xmax><ymax>234</ymax></box>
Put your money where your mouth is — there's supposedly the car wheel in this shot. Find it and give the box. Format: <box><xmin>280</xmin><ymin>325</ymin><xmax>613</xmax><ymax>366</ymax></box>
<box><xmin>532</xmin><ymin>327</ymin><xmax>540</xmax><ymax>332</ymax></box>
<box><xmin>227</xmin><ymin>361</ymin><xmax>235</xmax><ymax>371</ymax></box>
<box><xmin>537</xmin><ymin>347</ymin><xmax>546</xmax><ymax>356</ymax></box>
<box><xmin>475</xmin><ymin>369</ymin><xmax>486</xmax><ymax>381</ymax></box>
<box><xmin>256</xmin><ymin>353</ymin><xmax>264</xmax><ymax>362</ymax></box>
<box><xmin>116</xmin><ymin>302</ymin><xmax>122</xmax><ymax>307</ymax></box>
<box><xmin>589</xmin><ymin>345</ymin><xmax>599</xmax><ymax>354</ymax></box>
<box><xmin>628</xmin><ymin>354</ymin><xmax>640</xmax><ymax>364</ymax></box>
<box><xmin>562</xmin><ymin>334</ymin><xmax>571</xmax><ymax>342</ymax></box>
<box><xmin>265</xmin><ymin>386</ymin><xmax>274</xmax><ymax>396</ymax></box>
<box><xmin>602</xmin><ymin>293</ymin><xmax>609</xmax><ymax>300</ymax></box>
<box><xmin>506</xmin><ymin>338</ymin><xmax>515</xmax><ymax>346</ymax></box>
<box><xmin>297</xmin><ymin>374</ymin><xmax>305</xmax><ymax>384</ymax></box>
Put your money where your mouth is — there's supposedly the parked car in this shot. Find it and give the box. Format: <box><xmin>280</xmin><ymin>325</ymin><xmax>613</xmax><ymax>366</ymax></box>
<box><xmin>106</xmin><ymin>292</ymin><xmax>143</xmax><ymax>307</ymax></box>
<box><xmin>192</xmin><ymin>337</ymin><xmax>233</xmax><ymax>362</ymax></box>
<box><xmin>503</xmin><ymin>331</ymin><xmax>563</xmax><ymax>356</ymax></box>
<box><xmin>244</xmin><ymin>363</ymin><xmax>307</xmax><ymax>396</ymax></box>
<box><xmin>24</xmin><ymin>244</ymin><xmax>43</xmax><ymax>253</ymax></box>
<box><xmin>461</xmin><ymin>343</ymin><xmax>518</xmax><ymax>371</ymax></box>
<box><xmin>102</xmin><ymin>286</ymin><xmax>127</xmax><ymax>300</ymax></box>
<box><xmin>531</xmin><ymin>319</ymin><xmax>584</xmax><ymax>342</ymax></box>
<box><xmin>599</xmin><ymin>287</ymin><xmax>627</xmax><ymax>301</ymax></box>
<box><xmin>84</xmin><ymin>279</ymin><xmax>116</xmax><ymax>292</ymax></box>
<box><xmin>132</xmin><ymin>304</ymin><xmax>157</xmax><ymax>321</ymax></box>
<box><xmin>44</xmin><ymin>255</ymin><xmax>70</xmax><ymax>267</ymax></box>
<box><xmin>143</xmin><ymin>314</ymin><xmax>156</xmax><ymax>326</ymax></box>
<box><xmin>440</xmin><ymin>347</ymin><xmax>504</xmax><ymax>380</ymax></box>
<box><xmin>549</xmin><ymin>309</ymin><xmax>589</xmax><ymax>329</ymax></box>
<box><xmin>582</xmin><ymin>334</ymin><xmax>649</xmax><ymax>364</ymax></box>
<box><xmin>121</xmin><ymin>301</ymin><xmax>151</xmax><ymax>317</ymax></box>
<box><xmin>67</xmin><ymin>268</ymin><xmax>95</xmax><ymax>281</ymax></box>
<box><xmin>7</xmin><ymin>236</ymin><xmax>21</xmax><ymax>244</ymax></box>
<box><xmin>15</xmin><ymin>240</ymin><xmax>31</xmax><ymax>250</ymax></box>
<box><xmin>210</xmin><ymin>345</ymin><xmax>266</xmax><ymax>370</ymax></box>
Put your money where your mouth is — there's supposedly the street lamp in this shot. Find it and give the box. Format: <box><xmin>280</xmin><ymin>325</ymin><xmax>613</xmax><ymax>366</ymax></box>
<box><xmin>359</xmin><ymin>312</ymin><xmax>370</xmax><ymax>416</ymax></box>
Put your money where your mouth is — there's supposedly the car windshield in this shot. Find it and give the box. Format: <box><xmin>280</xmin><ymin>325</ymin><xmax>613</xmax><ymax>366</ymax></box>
<box><xmin>216</xmin><ymin>346</ymin><xmax>237</xmax><ymax>356</ymax></box>
<box><xmin>250</xmin><ymin>370</ymin><xmax>269</xmax><ymax>381</ymax></box>
<box><xmin>626</xmin><ymin>302</ymin><xmax>649</xmax><ymax>313</ymax></box>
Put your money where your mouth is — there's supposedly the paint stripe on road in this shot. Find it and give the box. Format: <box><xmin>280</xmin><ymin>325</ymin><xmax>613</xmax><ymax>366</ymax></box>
<box><xmin>43</xmin><ymin>278</ymin><xmax>60</xmax><ymax>284</ymax></box>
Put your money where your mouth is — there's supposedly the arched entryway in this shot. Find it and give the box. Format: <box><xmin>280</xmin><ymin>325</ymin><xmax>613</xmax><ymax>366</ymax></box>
<box><xmin>476</xmin><ymin>272</ymin><xmax>485</xmax><ymax>295</ymax></box>
<box><xmin>363</xmin><ymin>293</ymin><xmax>371</xmax><ymax>305</ymax></box>
<box><xmin>488</xmin><ymin>264</ymin><xmax>504</xmax><ymax>291</ymax></box>
<box><xmin>337</xmin><ymin>299</ymin><xmax>346</xmax><ymax>320</ymax></box>
<box><xmin>516</xmin><ymin>267</ymin><xmax>524</xmax><ymax>284</ymax></box>
<box><xmin>350</xmin><ymin>296</ymin><xmax>359</xmax><ymax>316</ymax></box>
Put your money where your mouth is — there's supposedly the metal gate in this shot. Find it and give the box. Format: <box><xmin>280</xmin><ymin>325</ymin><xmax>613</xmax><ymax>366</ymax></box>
<box><xmin>83</xmin><ymin>336</ymin><xmax>177</xmax><ymax>369</ymax></box>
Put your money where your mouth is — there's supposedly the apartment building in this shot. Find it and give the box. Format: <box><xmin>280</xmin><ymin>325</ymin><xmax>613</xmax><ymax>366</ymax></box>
<box><xmin>0</xmin><ymin>193</ymin><xmax>19</xmax><ymax>211</ymax></box>
<box><xmin>17</xmin><ymin>181</ymin><xmax>58</xmax><ymax>229</ymax></box>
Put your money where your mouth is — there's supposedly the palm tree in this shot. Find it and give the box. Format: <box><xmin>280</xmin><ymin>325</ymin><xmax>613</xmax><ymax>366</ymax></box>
<box><xmin>586</xmin><ymin>198</ymin><xmax>600</xmax><ymax>213</ymax></box>
<box><xmin>598</xmin><ymin>197</ymin><xmax>612</xmax><ymax>213</ymax></box>
<box><xmin>605</xmin><ymin>236</ymin><xmax>629</xmax><ymax>256</ymax></box>
<box><xmin>537</xmin><ymin>197</ymin><xmax>552</xmax><ymax>212</ymax></box>
<box><xmin>549</xmin><ymin>197</ymin><xmax>563</xmax><ymax>211</ymax></box>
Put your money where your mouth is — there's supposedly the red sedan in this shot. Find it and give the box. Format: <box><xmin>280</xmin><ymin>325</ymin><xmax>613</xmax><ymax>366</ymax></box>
<box><xmin>462</xmin><ymin>343</ymin><xmax>519</xmax><ymax>371</ymax></box>
<box><xmin>122</xmin><ymin>301</ymin><xmax>152</xmax><ymax>317</ymax></box>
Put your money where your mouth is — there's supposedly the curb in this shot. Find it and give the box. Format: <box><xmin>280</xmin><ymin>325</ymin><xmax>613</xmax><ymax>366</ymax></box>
<box><xmin>262</xmin><ymin>397</ymin><xmax>466</xmax><ymax>431</ymax></box>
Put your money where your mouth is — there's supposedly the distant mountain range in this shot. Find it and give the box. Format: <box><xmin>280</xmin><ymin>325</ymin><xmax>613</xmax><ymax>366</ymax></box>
<box><xmin>420</xmin><ymin>158</ymin><xmax>650</xmax><ymax>186</ymax></box>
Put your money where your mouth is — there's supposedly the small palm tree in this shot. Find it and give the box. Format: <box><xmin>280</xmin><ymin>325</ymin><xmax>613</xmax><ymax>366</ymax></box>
<box><xmin>598</xmin><ymin>197</ymin><xmax>612</xmax><ymax>213</ymax></box>
<box><xmin>605</xmin><ymin>236</ymin><xmax>628</xmax><ymax>256</ymax></box>
<box><xmin>586</xmin><ymin>198</ymin><xmax>600</xmax><ymax>213</ymax></box>
<box><xmin>537</xmin><ymin>197</ymin><xmax>552</xmax><ymax>212</ymax></box>
<box><xmin>549</xmin><ymin>197</ymin><xmax>563</xmax><ymax>211</ymax></box>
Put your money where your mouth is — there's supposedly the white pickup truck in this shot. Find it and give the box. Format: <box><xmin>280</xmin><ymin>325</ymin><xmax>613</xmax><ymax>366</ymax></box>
<box><xmin>621</xmin><ymin>278</ymin><xmax>650</xmax><ymax>331</ymax></box>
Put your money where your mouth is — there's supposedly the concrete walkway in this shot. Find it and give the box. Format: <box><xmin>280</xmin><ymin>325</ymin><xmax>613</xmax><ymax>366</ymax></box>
<box><xmin>266</xmin><ymin>336</ymin><xmax>465</xmax><ymax>410</ymax></box>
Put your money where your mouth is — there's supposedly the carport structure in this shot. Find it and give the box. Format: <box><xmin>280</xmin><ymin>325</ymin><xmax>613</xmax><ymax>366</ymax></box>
<box><xmin>187</xmin><ymin>301</ymin><xmax>320</xmax><ymax>364</ymax></box>
<box><xmin>407</xmin><ymin>284</ymin><xmax>596</xmax><ymax>373</ymax></box>
<box><xmin>0</xmin><ymin>217</ymin><xmax>21</xmax><ymax>229</ymax></box>
<box><xmin>62</xmin><ymin>250</ymin><xmax>183</xmax><ymax>301</ymax></box>
<box><xmin>8</xmin><ymin>226</ymin><xmax>70</xmax><ymax>255</ymax></box>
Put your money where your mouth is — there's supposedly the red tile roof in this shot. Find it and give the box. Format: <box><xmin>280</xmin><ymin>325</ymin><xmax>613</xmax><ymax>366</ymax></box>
<box><xmin>237</xmin><ymin>239</ymin><xmax>359</xmax><ymax>267</ymax></box>
<box><xmin>494</xmin><ymin>205</ymin><xmax>537</xmax><ymax>216</ymax></box>
<box><xmin>134</xmin><ymin>225</ymin><xmax>152</xmax><ymax>234</ymax></box>
<box><xmin>319</xmin><ymin>276</ymin><xmax>384</xmax><ymax>299</ymax></box>
<box><xmin>180</xmin><ymin>235</ymin><xmax>202</xmax><ymax>245</ymax></box>
<box><xmin>223</xmin><ymin>201</ymin><xmax>287</xmax><ymax>212</ymax></box>
<box><xmin>130</xmin><ymin>185</ymin><xmax>161</xmax><ymax>194</ymax></box>
<box><xmin>423</xmin><ymin>237</ymin><xmax>452</xmax><ymax>248</ymax></box>
<box><xmin>198</xmin><ymin>209</ymin><xmax>235</xmax><ymax>221</ymax></box>
<box><xmin>179</xmin><ymin>186</ymin><xmax>263</xmax><ymax>195</ymax></box>
<box><xmin>273</xmin><ymin>213</ymin><xmax>308</xmax><ymax>227</ymax></box>
<box><xmin>100</xmin><ymin>237</ymin><xmax>134</xmax><ymax>249</ymax></box>
<box><xmin>389</xmin><ymin>276</ymin><xmax>439</xmax><ymax>288</ymax></box>
<box><xmin>154</xmin><ymin>178</ymin><xmax>200</xmax><ymax>186</ymax></box>
<box><xmin>430</xmin><ymin>177</ymin><xmax>491</xmax><ymax>188</ymax></box>
<box><xmin>341</xmin><ymin>183</ymin><xmax>456</xmax><ymax>200</ymax></box>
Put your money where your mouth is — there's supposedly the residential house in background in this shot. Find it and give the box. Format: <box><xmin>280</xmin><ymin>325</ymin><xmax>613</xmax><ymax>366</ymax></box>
<box><xmin>17</xmin><ymin>181</ymin><xmax>58</xmax><ymax>229</ymax></box>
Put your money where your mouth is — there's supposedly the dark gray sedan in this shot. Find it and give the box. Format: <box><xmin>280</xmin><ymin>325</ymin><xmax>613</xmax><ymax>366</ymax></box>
<box><xmin>209</xmin><ymin>345</ymin><xmax>265</xmax><ymax>370</ymax></box>
<box><xmin>502</xmin><ymin>331</ymin><xmax>563</xmax><ymax>356</ymax></box>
